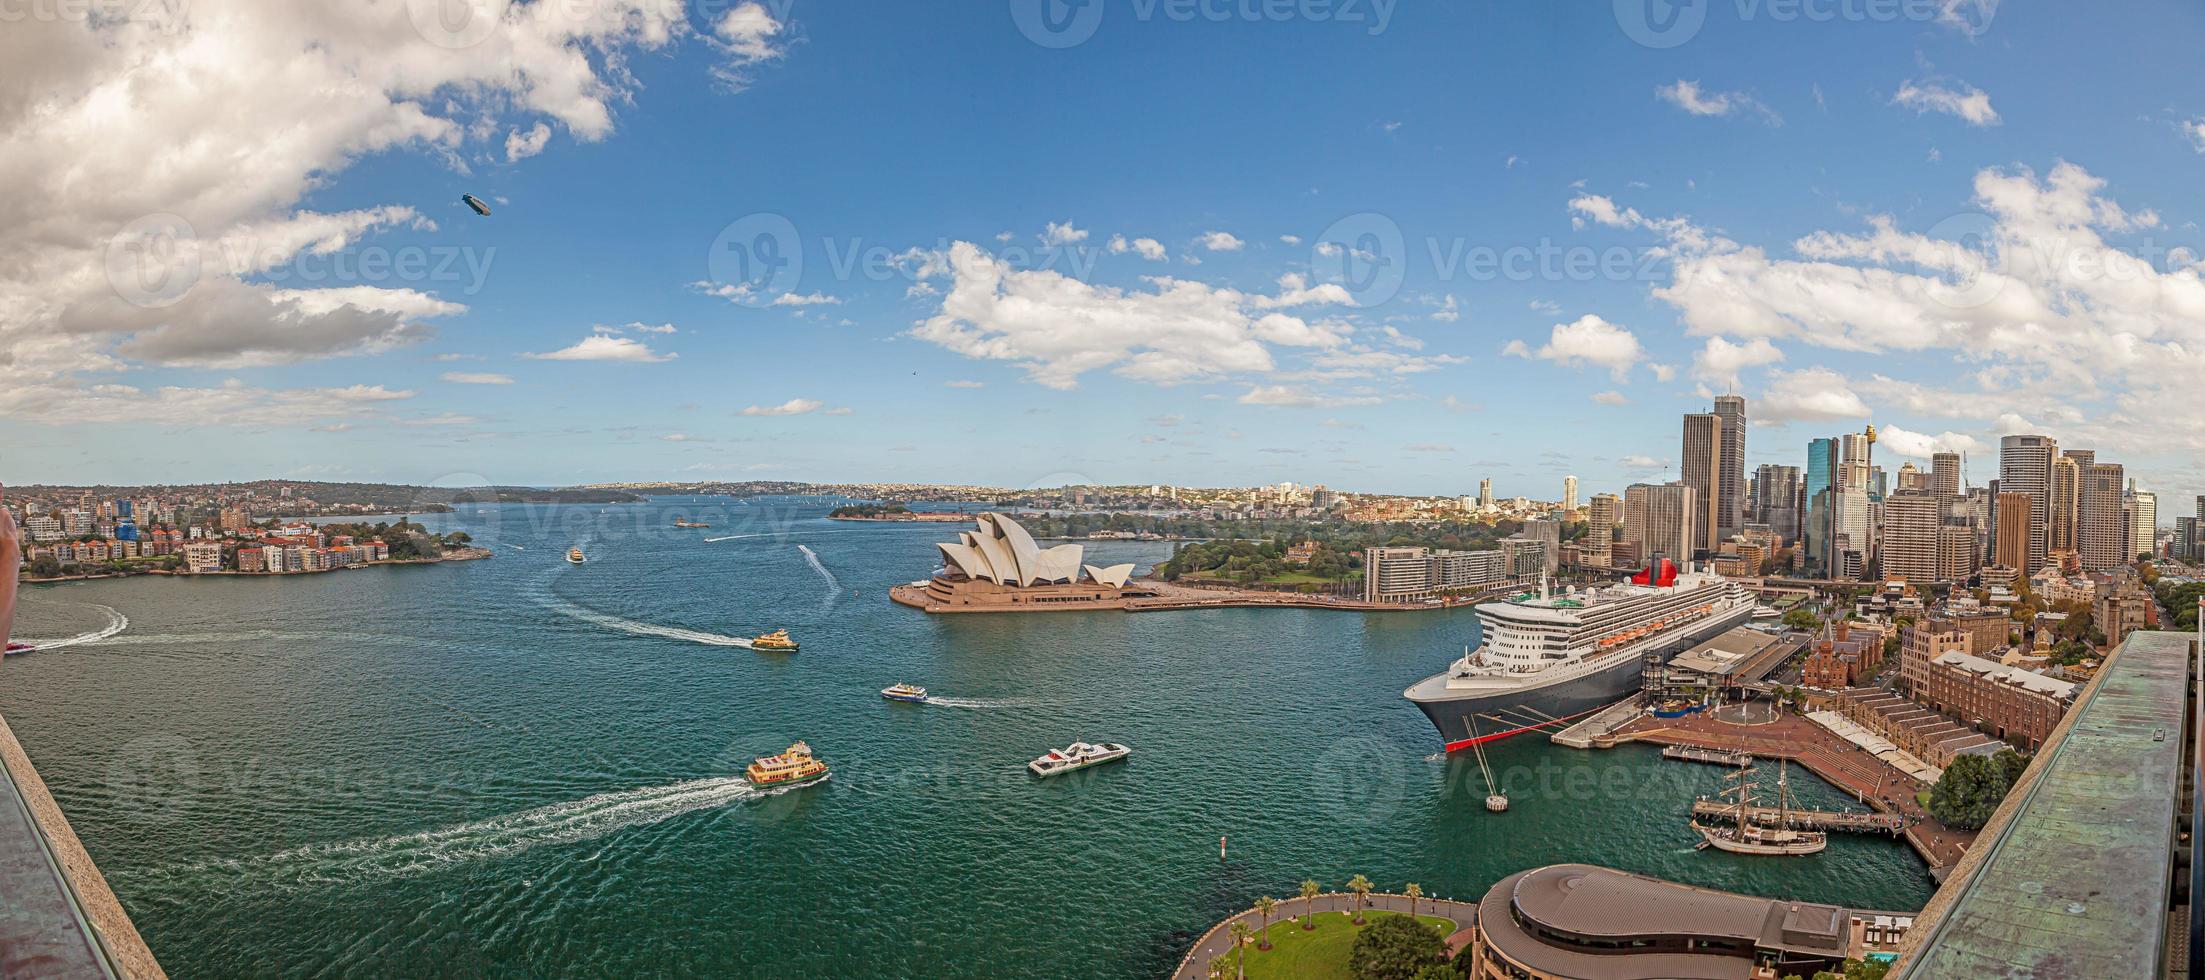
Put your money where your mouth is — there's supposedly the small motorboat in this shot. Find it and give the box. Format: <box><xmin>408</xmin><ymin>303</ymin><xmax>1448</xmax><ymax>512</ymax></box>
<box><xmin>3</xmin><ymin>642</ymin><xmax>36</xmax><ymax>656</ymax></box>
<box><xmin>566</xmin><ymin>547</ymin><xmax>586</xmax><ymax>564</ymax></box>
<box><xmin>881</xmin><ymin>683</ymin><xmax>928</xmax><ymax>703</ymax></box>
<box><xmin>1028</xmin><ymin>742</ymin><xmax>1130</xmax><ymax>778</ymax></box>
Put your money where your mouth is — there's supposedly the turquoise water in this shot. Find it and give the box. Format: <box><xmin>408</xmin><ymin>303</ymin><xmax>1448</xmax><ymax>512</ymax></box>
<box><xmin>0</xmin><ymin>500</ymin><xmax>1932</xmax><ymax>978</ymax></box>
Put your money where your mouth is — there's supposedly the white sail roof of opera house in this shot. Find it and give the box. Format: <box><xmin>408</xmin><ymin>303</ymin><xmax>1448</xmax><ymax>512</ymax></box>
<box><xmin>935</xmin><ymin>513</ymin><xmax>1136</xmax><ymax>588</ymax></box>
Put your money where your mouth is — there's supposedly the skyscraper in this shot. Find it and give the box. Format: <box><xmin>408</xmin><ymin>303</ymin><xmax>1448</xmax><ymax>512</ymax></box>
<box><xmin>2127</xmin><ymin>483</ymin><xmax>2155</xmax><ymax>561</ymax></box>
<box><xmin>2077</xmin><ymin>461</ymin><xmax>2125</xmax><ymax>572</ymax></box>
<box><xmin>1753</xmin><ymin>464</ymin><xmax>1802</xmax><ymax>543</ymax></box>
<box><xmin>1803</xmin><ymin>436</ymin><xmax>1839</xmax><ymax>572</ymax></box>
<box><xmin>1478</xmin><ymin>478</ymin><xmax>1493</xmax><ymax>509</ymax></box>
<box><xmin>1880</xmin><ymin>491</ymin><xmax>1942</xmax><ymax>584</ymax></box>
<box><xmin>1998</xmin><ymin>434</ymin><xmax>2057</xmax><ymax>574</ymax></box>
<box><xmin>1712</xmin><ymin>395</ymin><xmax>1747</xmax><ymax>543</ymax></box>
<box><xmin>1930</xmin><ymin>451</ymin><xmax>1962</xmax><ymax>497</ymax></box>
<box><xmin>1624</xmin><ymin>482</ymin><xmax>1696</xmax><ymax>567</ymax></box>
<box><xmin>1562</xmin><ymin>475</ymin><xmax>1578</xmax><ymax>513</ymax></box>
<box><xmin>1994</xmin><ymin>491</ymin><xmax>2031</xmax><ymax>571</ymax></box>
<box><xmin>1585</xmin><ymin>492</ymin><xmax>1622</xmax><ymax>567</ymax></box>
<box><xmin>1681</xmin><ymin>412</ymin><xmax>1719</xmax><ymax>556</ymax></box>
<box><xmin>2048</xmin><ymin>454</ymin><xmax>2080</xmax><ymax>555</ymax></box>
<box><xmin>1895</xmin><ymin>462</ymin><xmax>1925</xmax><ymax>492</ymax></box>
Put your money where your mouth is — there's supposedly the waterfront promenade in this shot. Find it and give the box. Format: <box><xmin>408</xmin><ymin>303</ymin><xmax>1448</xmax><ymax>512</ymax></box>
<box><xmin>1171</xmin><ymin>891</ymin><xmax>1478</xmax><ymax>980</ymax></box>
<box><xmin>1603</xmin><ymin>710</ymin><xmax>1975</xmax><ymax>873</ymax></box>
<box><xmin>891</xmin><ymin>577</ymin><xmax>1500</xmax><ymax>614</ymax></box>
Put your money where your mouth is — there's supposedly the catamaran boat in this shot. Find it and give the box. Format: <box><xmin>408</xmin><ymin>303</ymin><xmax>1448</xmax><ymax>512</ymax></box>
<box><xmin>880</xmin><ymin>683</ymin><xmax>928</xmax><ymax>703</ymax></box>
<box><xmin>1028</xmin><ymin>742</ymin><xmax>1130</xmax><ymax>777</ymax></box>
<box><xmin>1404</xmin><ymin>558</ymin><xmax>1757</xmax><ymax>751</ymax></box>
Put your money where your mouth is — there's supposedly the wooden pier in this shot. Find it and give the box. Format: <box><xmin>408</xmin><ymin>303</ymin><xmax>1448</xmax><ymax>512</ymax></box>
<box><xmin>1662</xmin><ymin>744</ymin><xmax>1752</xmax><ymax>766</ymax></box>
<box><xmin>1690</xmin><ymin>799</ymin><xmax>1904</xmax><ymax>835</ymax></box>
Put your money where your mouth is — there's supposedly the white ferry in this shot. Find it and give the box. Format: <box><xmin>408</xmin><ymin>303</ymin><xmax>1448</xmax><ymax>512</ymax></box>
<box><xmin>1027</xmin><ymin>742</ymin><xmax>1130</xmax><ymax>777</ymax></box>
<box><xmin>1403</xmin><ymin>558</ymin><xmax>1756</xmax><ymax>752</ymax></box>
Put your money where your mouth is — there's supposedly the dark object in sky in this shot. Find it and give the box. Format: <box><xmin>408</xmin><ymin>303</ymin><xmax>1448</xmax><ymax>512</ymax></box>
<box><xmin>462</xmin><ymin>194</ymin><xmax>491</xmax><ymax>216</ymax></box>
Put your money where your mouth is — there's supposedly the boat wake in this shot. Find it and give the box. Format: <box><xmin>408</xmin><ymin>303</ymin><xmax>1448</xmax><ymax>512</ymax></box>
<box><xmin>19</xmin><ymin>603</ymin><xmax>129</xmax><ymax>650</ymax></box>
<box><xmin>120</xmin><ymin>774</ymin><xmax>799</xmax><ymax>892</ymax></box>
<box><xmin>539</xmin><ymin>596</ymin><xmax>755</xmax><ymax>649</ymax></box>
<box><xmin>924</xmin><ymin>696</ymin><xmax>1044</xmax><ymax>710</ymax></box>
<box><xmin>797</xmin><ymin>545</ymin><xmax>842</xmax><ymax>600</ymax></box>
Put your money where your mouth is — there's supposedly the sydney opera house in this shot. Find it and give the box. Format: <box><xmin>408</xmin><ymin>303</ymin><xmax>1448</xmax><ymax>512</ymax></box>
<box><xmin>891</xmin><ymin>513</ymin><xmax>1153</xmax><ymax>611</ymax></box>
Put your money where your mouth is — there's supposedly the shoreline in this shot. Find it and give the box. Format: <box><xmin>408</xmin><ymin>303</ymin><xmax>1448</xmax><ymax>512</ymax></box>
<box><xmin>19</xmin><ymin>547</ymin><xmax>492</xmax><ymax>585</ymax></box>
<box><xmin>888</xmin><ymin>578</ymin><xmax>1492</xmax><ymax>614</ymax></box>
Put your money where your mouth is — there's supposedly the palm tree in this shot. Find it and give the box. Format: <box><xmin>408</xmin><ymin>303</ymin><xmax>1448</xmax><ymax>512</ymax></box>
<box><xmin>1404</xmin><ymin>882</ymin><xmax>1424</xmax><ymax>920</ymax></box>
<box><xmin>1253</xmin><ymin>896</ymin><xmax>1278</xmax><ymax>950</ymax></box>
<box><xmin>1229</xmin><ymin>921</ymin><xmax>1253</xmax><ymax>980</ymax></box>
<box><xmin>1206</xmin><ymin>954</ymin><xmax>1228</xmax><ymax>980</ymax></box>
<box><xmin>1346</xmin><ymin>874</ymin><xmax>1373</xmax><ymax>924</ymax></box>
<box><xmin>1299</xmin><ymin>879</ymin><xmax>1321</xmax><ymax>930</ymax></box>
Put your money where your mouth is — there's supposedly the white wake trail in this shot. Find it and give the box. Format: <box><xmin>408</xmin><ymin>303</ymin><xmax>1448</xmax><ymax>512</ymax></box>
<box><xmin>540</xmin><ymin>597</ymin><xmax>755</xmax><ymax>648</ymax></box>
<box><xmin>21</xmin><ymin>604</ymin><xmax>129</xmax><ymax>649</ymax></box>
<box><xmin>797</xmin><ymin>545</ymin><xmax>842</xmax><ymax>599</ymax></box>
<box><xmin>125</xmin><ymin>774</ymin><xmax>797</xmax><ymax>891</ymax></box>
<box><xmin>925</xmin><ymin>696</ymin><xmax>1045</xmax><ymax>710</ymax></box>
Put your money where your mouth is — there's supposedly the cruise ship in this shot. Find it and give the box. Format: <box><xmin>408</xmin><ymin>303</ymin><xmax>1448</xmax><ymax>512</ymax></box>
<box><xmin>1403</xmin><ymin>558</ymin><xmax>1756</xmax><ymax>751</ymax></box>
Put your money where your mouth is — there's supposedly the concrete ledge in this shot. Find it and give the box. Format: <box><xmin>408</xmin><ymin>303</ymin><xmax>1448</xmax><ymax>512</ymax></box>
<box><xmin>0</xmin><ymin>712</ymin><xmax>165</xmax><ymax>980</ymax></box>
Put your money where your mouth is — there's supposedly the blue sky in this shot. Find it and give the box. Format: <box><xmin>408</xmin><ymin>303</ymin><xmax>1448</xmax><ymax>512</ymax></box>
<box><xmin>6</xmin><ymin>1</ymin><xmax>2205</xmax><ymax>508</ymax></box>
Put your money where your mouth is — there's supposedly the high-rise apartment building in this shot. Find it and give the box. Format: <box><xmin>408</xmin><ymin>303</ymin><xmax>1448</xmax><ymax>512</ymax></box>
<box><xmin>1562</xmin><ymin>476</ymin><xmax>1578</xmax><ymax>513</ymax></box>
<box><xmin>1624</xmin><ymin>482</ymin><xmax>1697</xmax><ymax>566</ymax></box>
<box><xmin>1998</xmin><ymin>434</ymin><xmax>2057</xmax><ymax>574</ymax></box>
<box><xmin>1880</xmin><ymin>491</ymin><xmax>1942</xmax><ymax>584</ymax></box>
<box><xmin>1585</xmin><ymin>493</ymin><xmax>1622</xmax><ymax>566</ymax></box>
<box><xmin>1681</xmin><ymin>412</ymin><xmax>1719</xmax><ymax>556</ymax></box>
<box><xmin>1478</xmin><ymin>478</ymin><xmax>1493</xmax><ymax>509</ymax></box>
<box><xmin>2128</xmin><ymin>485</ymin><xmax>2156</xmax><ymax>560</ymax></box>
<box><xmin>2076</xmin><ymin>462</ymin><xmax>2126</xmax><ymax>572</ymax></box>
<box><xmin>1930</xmin><ymin>452</ymin><xmax>1962</xmax><ymax>497</ymax></box>
<box><xmin>2048</xmin><ymin>454</ymin><xmax>2080</xmax><ymax>555</ymax></box>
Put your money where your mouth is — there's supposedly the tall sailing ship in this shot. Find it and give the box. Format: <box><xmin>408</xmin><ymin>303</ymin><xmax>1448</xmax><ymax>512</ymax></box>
<box><xmin>1691</xmin><ymin>758</ymin><xmax>1829</xmax><ymax>856</ymax></box>
<box><xmin>1403</xmin><ymin>558</ymin><xmax>1756</xmax><ymax>751</ymax></box>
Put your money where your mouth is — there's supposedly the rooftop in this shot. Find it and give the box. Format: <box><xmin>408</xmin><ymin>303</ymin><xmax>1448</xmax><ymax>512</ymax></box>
<box><xmin>1896</xmin><ymin>631</ymin><xmax>2192</xmax><ymax>978</ymax></box>
<box><xmin>1928</xmin><ymin>650</ymin><xmax>2077</xmax><ymax>699</ymax></box>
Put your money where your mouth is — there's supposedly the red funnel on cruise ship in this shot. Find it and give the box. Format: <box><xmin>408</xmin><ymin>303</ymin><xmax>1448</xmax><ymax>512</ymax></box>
<box><xmin>1629</xmin><ymin>557</ymin><xmax>1679</xmax><ymax>588</ymax></box>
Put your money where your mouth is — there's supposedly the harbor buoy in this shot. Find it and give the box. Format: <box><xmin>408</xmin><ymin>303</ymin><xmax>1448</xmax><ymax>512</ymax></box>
<box><xmin>1485</xmin><ymin>794</ymin><xmax>1510</xmax><ymax>813</ymax></box>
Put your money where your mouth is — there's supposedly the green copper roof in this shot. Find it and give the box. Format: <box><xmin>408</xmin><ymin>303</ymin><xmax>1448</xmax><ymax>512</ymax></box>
<box><xmin>1900</xmin><ymin>630</ymin><xmax>2190</xmax><ymax>979</ymax></box>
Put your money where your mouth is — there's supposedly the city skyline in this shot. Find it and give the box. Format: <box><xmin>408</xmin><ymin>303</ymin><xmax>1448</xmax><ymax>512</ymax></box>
<box><xmin>6</xmin><ymin>4</ymin><xmax>2205</xmax><ymax>505</ymax></box>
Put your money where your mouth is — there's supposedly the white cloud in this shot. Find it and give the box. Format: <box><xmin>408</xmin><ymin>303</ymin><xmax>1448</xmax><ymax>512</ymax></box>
<box><xmin>740</xmin><ymin>398</ymin><xmax>824</xmax><ymax>416</ymax></box>
<box><xmin>1655</xmin><ymin>80</ymin><xmax>1781</xmax><ymax>125</ymax></box>
<box><xmin>1198</xmin><ymin>231</ymin><xmax>1245</xmax><ymax>252</ymax></box>
<box><xmin>626</xmin><ymin>322</ymin><xmax>678</xmax><ymax>334</ymax></box>
<box><xmin>1504</xmin><ymin>315</ymin><xmax>1644</xmax><ymax>381</ymax></box>
<box><xmin>1404</xmin><ymin>442</ymin><xmax>1453</xmax><ymax>453</ymax></box>
<box><xmin>2186</xmin><ymin>118</ymin><xmax>2205</xmax><ymax>154</ymax></box>
<box><xmin>1236</xmin><ymin>385</ymin><xmax>1382</xmax><ymax>408</ymax></box>
<box><xmin>944</xmin><ymin>379</ymin><xmax>985</xmax><ymax>389</ymax></box>
<box><xmin>1621</xmin><ymin>454</ymin><xmax>1668</xmax><ymax>470</ymax></box>
<box><xmin>1042</xmin><ymin>221</ymin><xmax>1088</xmax><ymax>246</ymax></box>
<box><xmin>441</xmin><ymin>372</ymin><xmax>513</xmax><ymax>385</ymax></box>
<box><xmin>505</xmin><ymin>122</ymin><xmax>552</xmax><ymax>162</ymax></box>
<box><xmin>771</xmin><ymin>292</ymin><xmax>842</xmax><ymax>306</ymax></box>
<box><xmin>0</xmin><ymin>2</ymin><xmax>783</xmax><ymax>420</ymax></box>
<box><xmin>906</xmin><ymin>241</ymin><xmax>1378</xmax><ymax>390</ymax></box>
<box><xmin>1877</xmin><ymin>424</ymin><xmax>1985</xmax><ymax>459</ymax></box>
<box><xmin>1430</xmin><ymin>294</ymin><xmax>1460</xmax><ymax>322</ymax></box>
<box><xmin>1279</xmin><ymin>235</ymin><xmax>1302</xmax><ymax>245</ymax></box>
<box><xmin>1892</xmin><ymin>79</ymin><xmax>2000</xmax><ymax>126</ymax></box>
<box><xmin>1757</xmin><ymin>368</ymin><xmax>1873</xmax><ymax>422</ymax></box>
<box><xmin>523</xmin><ymin>335</ymin><xmax>676</xmax><ymax>363</ymax></box>
<box><xmin>1590</xmin><ymin>390</ymin><xmax>1630</xmax><ymax>406</ymax></box>
<box><xmin>1691</xmin><ymin>336</ymin><xmax>1785</xmax><ymax>389</ymax></box>
<box><xmin>1108</xmin><ymin>235</ymin><xmax>1168</xmax><ymax>260</ymax></box>
<box><xmin>661</xmin><ymin>433</ymin><xmax>691</xmax><ymax>442</ymax></box>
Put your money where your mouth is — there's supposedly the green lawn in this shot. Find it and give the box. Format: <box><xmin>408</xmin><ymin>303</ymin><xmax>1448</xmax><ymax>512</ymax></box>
<box><xmin>1216</xmin><ymin>909</ymin><xmax>1457</xmax><ymax>980</ymax></box>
